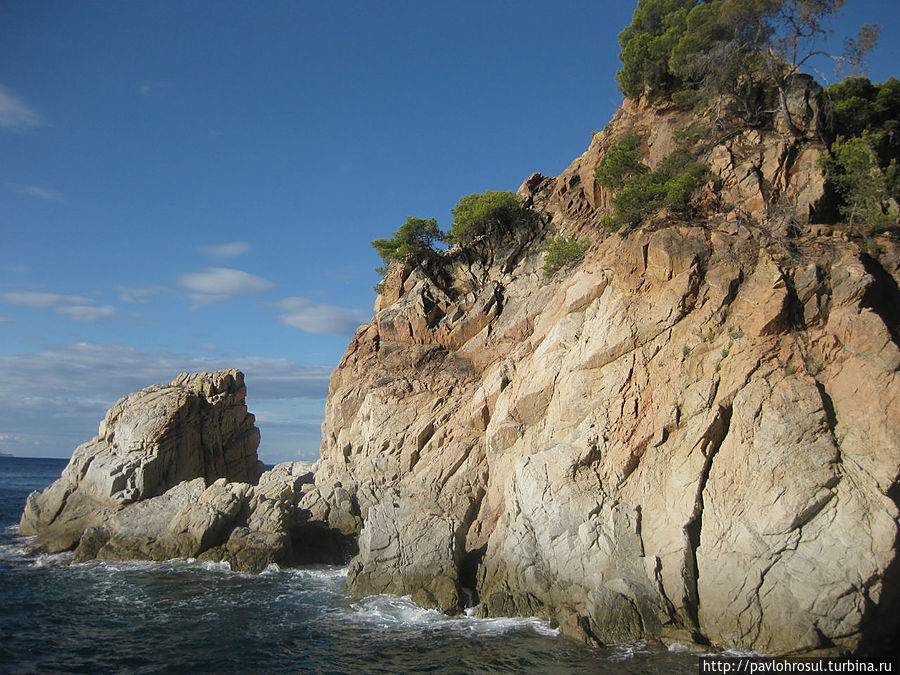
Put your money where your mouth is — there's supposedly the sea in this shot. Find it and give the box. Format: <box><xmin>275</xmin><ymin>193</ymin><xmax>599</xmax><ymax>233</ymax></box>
<box><xmin>0</xmin><ymin>457</ymin><xmax>699</xmax><ymax>674</ymax></box>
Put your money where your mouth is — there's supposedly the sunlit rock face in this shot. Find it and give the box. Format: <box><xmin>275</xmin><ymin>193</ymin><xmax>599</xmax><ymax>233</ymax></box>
<box><xmin>318</xmin><ymin>85</ymin><xmax>900</xmax><ymax>655</ymax></box>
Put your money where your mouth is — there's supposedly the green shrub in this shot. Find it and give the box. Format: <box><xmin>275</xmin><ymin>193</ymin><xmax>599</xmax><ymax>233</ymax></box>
<box><xmin>821</xmin><ymin>77</ymin><xmax>900</xmax><ymax>233</ymax></box>
<box><xmin>448</xmin><ymin>190</ymin><xmax>530</xmax><ymax>244</ymax></box>
<box><xmin>371</xmin><ymin>216</ymin><xmax>446</xmax><ymax>275</ymax></box>
<box><xmin>542</xmin><ymin>235</ymin><xmax>588</xmax><ymax>277</ymax></box>
<box><xmin>595</xmin><ymin>133</ymin><xmax>648</xmax><ymax>190</ymax></box>
<box><xmin>601</xmin><ymin>144</ymin><xmax>708</xmax><ymax>230</ymax></box>
<box><xmin>819</xmin><ymin>132</ymin><xmax>897</xmax><ymax>234</ymax></box>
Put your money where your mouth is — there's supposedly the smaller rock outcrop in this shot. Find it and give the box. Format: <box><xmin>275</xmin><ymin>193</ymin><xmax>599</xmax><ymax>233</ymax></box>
<box><xmin>20</xmin><ymin>369</ymin><xmax>263</xmax><ymax>553</ymax></box>
<box><xmin>19</xmin><ymin>371</ymin><xmax>360</xmax><ymax>573</ymax></box>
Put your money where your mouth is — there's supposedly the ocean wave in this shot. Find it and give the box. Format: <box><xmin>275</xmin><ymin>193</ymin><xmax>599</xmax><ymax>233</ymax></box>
<box><xmin>340</xmin><ymin>594</ymin><xmax>561</xmax><ymax>638</ymax></box>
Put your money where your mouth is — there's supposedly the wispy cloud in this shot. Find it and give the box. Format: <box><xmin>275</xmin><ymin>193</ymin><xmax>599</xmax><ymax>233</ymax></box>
<box><xmin>0</xmin><ymin>316</ymin><xmax>13</xmax><ymax>324</ymax></box>
<box><xmin>179</xmin><ymin>267</ymin><xmax>274</xmax><ymax>306</ymax></box>
<box><xmin>10</xmin><ymin>184</ymin><xmax>62</xmax><ymax>201</ymax></box>
<box><xmin>1</xmin><ymin>291</ymin><xmax>95</xmax><ymax>308</ymax></box>
<box><xmin>0</xmin><ymin>84</ymin><xmax>45</xmax><ymax>130</ymax></box>
<box><xmin>116</xmin><ymin>284</ymin><xmax>169</xmax><ymax>304</ymax></box>
<box><xmin>1</xmin><ymin>291</ymin><xmax>117</xmax><ymax>322</ymax></box>
<box><xmin>0</xmin><ymin>264</ymin><xmax>28</xmax><ymax>274</ymax></box>
<box><xmin>54</xmin><ymin>305</ymin><xmax>117</xmax><ymax>321</ymax></box>
<box><xmin>274</xmin><ymin>297</ymin><xmax>369</xmax><ymax>336</ymax></box>
<box><xmin>200</xmin><ymin>241</ymin><xmax>251</xmax><ymax>258</ymax></box>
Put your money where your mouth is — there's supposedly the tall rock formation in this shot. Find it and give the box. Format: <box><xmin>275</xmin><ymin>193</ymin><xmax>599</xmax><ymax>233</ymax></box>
<box><xmin>20</xmin><ymin>370</ymin><xmax>264</xmax><ymax>553</ymax></box>
<box><xmin>317</xmin><ymin>84</ymin><xmax>900</xmax><ymax>655</ymax></box>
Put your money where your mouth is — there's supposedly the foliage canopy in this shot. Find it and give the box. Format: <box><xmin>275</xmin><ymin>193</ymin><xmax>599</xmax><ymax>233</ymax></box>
<box><xmin>597</xmin><ymin>135</ymin><xmax>708</xmax><ymax>230</ymax></box>
<box><xmin>594</xmin><ymin>133</ymin><xmax>648</xmax><ymax>190</ymax></box>
<box><xmin>448</xmin><ymin>190</ymin><xmax>531</xmax><ymax>244</ymax></box>
<box><xmin>617</xmin><ymin>0</ymin><xmax>880</xmax><ymax>132</ymax></box>
<box><xmin>819</xmin><ymin>77</ymin><xmax>900</xmax><ymax>234</ymax></box>
<box><xmin>371</xmin><ymin>216</ymin><xmax>445</xmax><ymax>275</ymax></box>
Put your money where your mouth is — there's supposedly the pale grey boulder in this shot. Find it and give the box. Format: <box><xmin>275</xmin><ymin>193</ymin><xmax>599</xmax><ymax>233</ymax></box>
<box><xmin>20</xmin><ymin>369</ymin><xmax>263</xmax><ymax>554</ymax></box>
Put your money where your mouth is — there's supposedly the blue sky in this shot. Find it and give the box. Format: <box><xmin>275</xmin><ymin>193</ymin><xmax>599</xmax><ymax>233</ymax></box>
<box><xmin>1</xmin><ymin>1</ymin><xmax>898</xmax><ymax>463</ymax></box>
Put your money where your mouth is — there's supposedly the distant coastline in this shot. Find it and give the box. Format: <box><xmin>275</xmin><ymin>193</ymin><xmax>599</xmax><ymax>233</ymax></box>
<box><xmin>0</xmin><ymin>452</ymin><xmax>13</xmax><ymax>458</ymax></box>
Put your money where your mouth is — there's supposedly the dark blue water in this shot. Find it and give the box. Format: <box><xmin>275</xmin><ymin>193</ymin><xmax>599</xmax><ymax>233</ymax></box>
<box><xmin>0</xmin><ymin>457</ymin><xmax>698</xmax><ymax>673</ymax></box>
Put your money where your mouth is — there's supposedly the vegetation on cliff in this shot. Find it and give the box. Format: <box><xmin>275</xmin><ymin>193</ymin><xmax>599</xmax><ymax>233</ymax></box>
<box><xmin>370</xmin><ymin>0</ymin><xmax>895</xmax><ymax>289</ymax></box>
<box><xmin>595</xmin><ymin>134</ymin><xmax>709</xmax><ymax>231</ymax></box>
<box><xmin>612</xmin><ymin>1</ymin><xmax>896</xmax><ymax>236</ymax></box>
<box><xmin>819</xmin><ymin>76</ymin><xmax>900</xmax><ymax>233</ymax></box>
<box><xmin>617</xmin><ymin>0</ymin><xmax>879</xmax><ymax>133</ymax></box>
<box><xmin>541</xmin><ymin>235</ymin><xmax>588</xmax><ymax>277</ymax></box>
<box><xmin>371</xmin><ymin>190</ymin><xmax>536</xmax><ymax>285</ymax></box>
<box><xmin>371</xmin><ymin>216</ymin><xmax>445</xmax><ymax>274</ymax></box>
<box><xmin>447</xmin><ymin>190</ymin><xmax>532</xmax><ymax>244</ymax></box>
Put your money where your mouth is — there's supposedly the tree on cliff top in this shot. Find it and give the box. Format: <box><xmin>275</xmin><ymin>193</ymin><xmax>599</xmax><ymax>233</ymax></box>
<box><xmin>371</xmin><ymin>216</ymin><xmax>445</xmax><ymax>275</ymax></box>
<box><xmin>447</xmin><ymin>190</ymin><xmax>532</xmax><ymax>244</ymax></box>
<box><xmin>617</xmin><ymin>0</ymin><xmax>880</xmax><ymax>132</ymax></box>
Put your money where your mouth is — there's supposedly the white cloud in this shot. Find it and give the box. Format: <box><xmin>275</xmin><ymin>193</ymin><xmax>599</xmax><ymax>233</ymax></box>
<box><xmin>0</xmin><ymin>316</ymin><xmax>12</xmax><ymax>324</ymax></box>
<box><xmin>11</xmin><ymin>184</ymin><xmax>62</xmax><ymax>201</ymax></box>
<box><xmin>179</xmin><ymin>268</ymin><xmax>274</xmax><ymax>296</ymax></box>
<box><xmin>54</xmin><ymin>305</ymin><xmax>117</xmax><ymax>321</ymax></box>
<box><xmin>1</xmin><ymin>291</ymin><xmax>95</xmax><ymax>308</ymax></box>
<box><xmin>0</xmin><ymin>342</ymin><xmax>333</xmax><ymax>461</ymax></box>
<box><xmin>275</xmin><ymin>297</ymin><xmax>369</xmax><ymax>336</ymax></box>
<box><xmin>200</xmin><ymin>241</ymin><xmax>252</xmax><ymax>258</ymax></box>
<box><xmin>139</xmin><ymin>83</ymin><xmax>152</xmax><ymax>96</ymax></box>
<box><xmin>0</xmin><ymin>264</ymin><xmax>28</xmax><ymax>274</ymax></box>
<box><xmin>0</xmin><ymin>84</ymin><xmax>45</xmax><ymax>130</ymax></box>
<box><xmin>1</xmin><ymin>291</ymin><xmax>116</xmax><ymax>322</ymax></box>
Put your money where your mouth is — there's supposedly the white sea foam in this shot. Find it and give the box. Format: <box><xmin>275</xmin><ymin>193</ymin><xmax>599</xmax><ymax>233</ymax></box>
<box><xmin>286</xmin><ymin>565</ymin><xmax>348</xmax><ymax>581</ymax></box>
<box><xmin>29</xmin><ymin>550</ymin><xmax>73</xmax><ymax>567</ymax></box>
<box><xmin>608</xmin><ymin>639</ymin><xmax>653</xmax><ymax>661</ymax></box>
<box><xmin>718</xmin><ymin>648</ymin><xmax>766</xmax><ymax>657</ymax></box>
<box><xmin>0</xmin><ymin>540</ymin><xmax>29</xmax><ymax>562</ymax></box>
<box><xmin>668</xmin><ymin>642</ymin><xmax>691</xmax><ymax>653</ymax></box>
<box><xmin>341</xmin><ymin>594</ymin><xmax>561</xmax><ymax>637</ymax></box>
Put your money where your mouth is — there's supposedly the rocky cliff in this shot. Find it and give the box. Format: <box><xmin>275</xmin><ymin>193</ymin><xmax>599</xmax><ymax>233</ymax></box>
<box><xmin>18</xmin><ymin>82</ymin><xmax>899</xmax><ymax>656</ymax></box>
<box><xmin>314</xmin><ymin>85</ymin><xmax>900</xmax><ymax>655</ymax></box>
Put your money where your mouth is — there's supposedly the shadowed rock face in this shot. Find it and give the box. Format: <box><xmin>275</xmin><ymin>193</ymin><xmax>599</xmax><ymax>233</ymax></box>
<box><xmin>317</xmin><ymin>87</ymin><xmax>900</xmax><ymax>655</ymax></box>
